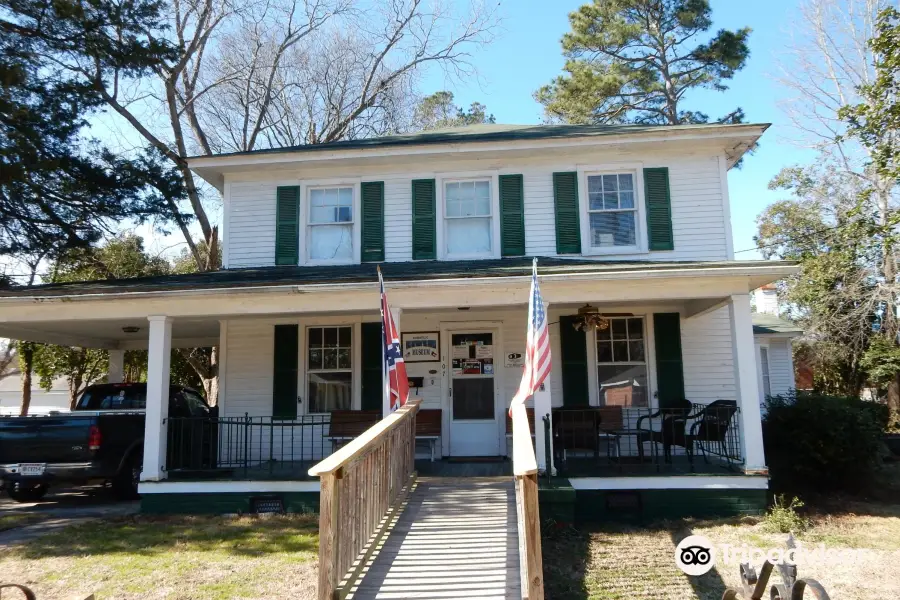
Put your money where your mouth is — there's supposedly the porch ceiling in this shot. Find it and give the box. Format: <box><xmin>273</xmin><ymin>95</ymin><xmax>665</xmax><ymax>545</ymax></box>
<box><xmin>0</xmin><ymin>318</ymin><xmax>219</xmax><ymax>350</ymax></box>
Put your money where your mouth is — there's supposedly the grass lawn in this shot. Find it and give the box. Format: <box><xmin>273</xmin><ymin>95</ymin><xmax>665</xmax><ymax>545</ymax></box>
<box><xmin>0</xmin><ymin>513</ymin><xmax>42</xmax><ymax>532</ymax></box>
<box><xmin>544</xmin><ymin>500</ymin><xmax>900</xmax><ymax>600</ymax></box>
<box><xmin>0</xmin><ymin>514</ymin><xmax>319</xmax><ymax>600</ymax></box>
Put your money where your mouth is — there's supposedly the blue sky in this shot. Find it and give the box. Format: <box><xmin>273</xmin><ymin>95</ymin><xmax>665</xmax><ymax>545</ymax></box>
<box><xmin>421</xmin><ymin>0</ymin><xmax>819</xmax><ymax>260</ymax></box>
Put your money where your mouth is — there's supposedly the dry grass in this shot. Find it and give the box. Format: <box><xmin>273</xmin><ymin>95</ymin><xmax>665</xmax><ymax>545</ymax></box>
<box><xmin>544</xmin><ymin>506</ymin><xmax>900</xmax><ymax>600</ymax></box>
<box><xmin>0</xmin><ymin>514</ymin><xmax>319</xmax><ymax>600</ymax></box>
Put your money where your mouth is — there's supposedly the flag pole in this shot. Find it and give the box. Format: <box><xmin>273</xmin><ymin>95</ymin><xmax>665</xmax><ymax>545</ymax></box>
<box><xmin>378</xmin><ymin>266</ymin><xmax>389</xmax><ymax>419</ymax></box>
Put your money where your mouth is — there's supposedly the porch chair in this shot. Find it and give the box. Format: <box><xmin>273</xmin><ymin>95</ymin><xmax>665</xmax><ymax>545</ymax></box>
<box><xmin>552</xmin><ymin>407</ymin><xmax>601</xmax><ymax>465</ymax></box>
<box><xmin>415</xmin><ymin>409</ymin><xmax>442</xmax><ymax>462</ymax></box>
<box><xmin>596</xmin><ymin>406</ymin><xmax>624</xmax><ymax>461</ymax></box>
<box><xmin>686</xmin><ymin>400</ymin><xmax>739</xmax><ymax>466</ymax></box>
<box><xmin>634</xmin><ymin>398</ymin><xmax>693</xmax><ymax>465</ymax></box>
<box><xmin>325</xmin><ymin>410</ymin><xmax>381</xmax><ymax>452</ymax></box>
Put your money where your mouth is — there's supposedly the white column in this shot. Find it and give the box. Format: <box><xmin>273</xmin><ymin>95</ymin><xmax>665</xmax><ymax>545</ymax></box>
<box><xmin>729</xmin><ymin>294</ymin><xmax>766</xmax><ymax>473</ymax></box>
<box><xmin>107</xmin><ymin>349</ymin><xmax>125</xmax><ymax>384</ymax></box>
<box><xmin>142</xmin><ymin>316</ymin><xmax>172</xmax><ymax>482</ymax></box>
<box><xmin>534</xmin><ymin>374</ymin><xmax>554</xmax><ymax>475</ymax></box>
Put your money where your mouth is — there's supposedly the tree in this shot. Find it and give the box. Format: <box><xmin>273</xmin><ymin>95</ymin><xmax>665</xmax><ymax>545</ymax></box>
<box><xmin>0</xmin><ymin>0</ymin><xmax>181</xmax><ymax>259</ymax></box>
<box><xmin>0</xmin><ymin>340</ymin><xmax>15</xmax><ymax>383</ymax></box>
<box><xmin>535</xmin><ymin>0</ymin><xmax>750</xmax><ymax>125</ymax></box>
<box><xmin>839</xmin><ymin>6</ymin><xmax>900</xmax><ymax>416</ymax></box>
<box><xmin>30</xmin><ymin>235</ymin><xmax>172</xmax><ymax>408</ymax></box>
<box><xmin>18</xmin><ymin>342</ymin><xmax>35</xmax><ymax>416</ymax></box>
<box><xmin>413</xmin><ymin>91</ymin><xmax>495</xmax><ymax>130</ymax></box>
<box><xmin>756</xmin><ymin>160</ymin><xmax>883</xmax><ymax>398</ymax></box>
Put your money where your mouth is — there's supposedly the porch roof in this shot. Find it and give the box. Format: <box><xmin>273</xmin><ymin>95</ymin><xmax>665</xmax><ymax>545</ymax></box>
<box><xmin>0</xmin><ymin>257</ymin><xmax>796</xmax><ymax>299</ymax></box>
<box><xmin>751</xmin><ymin>313</ymin><xmax>803</xmax><ymax>336</ymax></box>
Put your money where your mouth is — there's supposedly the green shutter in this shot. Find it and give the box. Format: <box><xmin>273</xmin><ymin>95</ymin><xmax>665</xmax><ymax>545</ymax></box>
<box><xmin>559</xmin><ymin>315</ymin><xmax>590</xmax><ymax>406</ymax></box>
<box><xmin>275</xmin><ymin>186</ymin><xmax>300</xmax><ymax>265</ymax></box>
<box><xmin>361</xmin><ymin>181</ymin><xmax>385</xmax><ymax>262</ymax></box>
<box><xmin>653</xmin><ymin>313</ymin><xmax>686</xmax><ymax>408</ymax></box>
<box><xmin>499</xmin><ymin>174</ymin><xmax>526</xmax><ymax>257</ymax></box>
<box><xmin>272</xmin><ymin>324</ymin><xmax>299</xmax><ymax>419</ymax></box>
<box><xmin>644</xmin><ymin>167</ymin><xmax>674</xmax><ymax>251</ymax></box>
<box><xmin>361</xmin><ymin>322</ymin><xmax>383</xmax><ymax>411</ymax></box>
<box><xmin>411</xmin><ymin>179</ymin><xmax>436</xmax><ymax>260</ymax></box>
<box><xmin>553</xmin><ymin>172</ymin><xmax>581</xmax><ymax>254</ymax></box>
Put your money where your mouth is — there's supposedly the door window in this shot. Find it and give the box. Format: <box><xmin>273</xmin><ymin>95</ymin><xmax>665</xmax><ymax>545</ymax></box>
<box><xmin>450</xmin><ymin>332</ymin><xmax>495</xmax><ymax>420</ymax></box>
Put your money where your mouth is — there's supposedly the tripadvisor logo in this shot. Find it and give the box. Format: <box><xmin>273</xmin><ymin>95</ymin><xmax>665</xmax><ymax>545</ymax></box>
<box><xmin>675</xmin><ymin>535</ymin><xmax>716</xmax><ymax>576</ymax></box>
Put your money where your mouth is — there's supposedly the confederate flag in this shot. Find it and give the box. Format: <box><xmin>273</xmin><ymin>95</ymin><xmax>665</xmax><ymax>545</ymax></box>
<box><xmin>379</xmin><ymin>269</ymin><xmax>409</xmax><ymax>412</ymax></box>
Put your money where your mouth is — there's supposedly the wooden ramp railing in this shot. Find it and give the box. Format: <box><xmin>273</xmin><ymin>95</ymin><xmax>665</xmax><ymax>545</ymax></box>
<box><xmin>308</xmin><ymin>399</ymin><xmax>421</xmax><ymax>600</ymax></box>
<box><xmin>512</xmin><ymin>403</ymin><xmax>545</xmax><ymax>599</ymax></box>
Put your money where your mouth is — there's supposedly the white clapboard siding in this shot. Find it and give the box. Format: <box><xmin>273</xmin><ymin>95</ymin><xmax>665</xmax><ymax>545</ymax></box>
<box><xmin>223</xmin><ymin>150</ymin><xmax>732</xmax><ymax>267</ymax></box>
<box><xmin>766</xmin><ymin>338</ymin><xmax>795</xmax><ymax>397</ymax></box>
<box><xmin>682</xmin><ymin>306</ymin><xmax>736</xmax><ymax>403</ymax></box>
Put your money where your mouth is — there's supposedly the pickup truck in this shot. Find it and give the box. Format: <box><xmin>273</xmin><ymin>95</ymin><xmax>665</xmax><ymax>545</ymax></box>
<box><xmin>0</xmin><ymin>383</ymin><xmax>211</xmax><ymax>502</ymax></box>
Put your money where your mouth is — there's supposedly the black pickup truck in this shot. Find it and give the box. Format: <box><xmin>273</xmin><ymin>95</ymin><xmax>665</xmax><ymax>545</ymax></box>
<box><xmin>0</xmin><ymin>383</ymin><xmax>211</xmax><ymax>502</ymax></box>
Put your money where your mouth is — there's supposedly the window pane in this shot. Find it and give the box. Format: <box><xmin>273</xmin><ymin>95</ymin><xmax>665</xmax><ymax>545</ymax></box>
<box><xmin>446</xmin><ymin>217</ymin><xmax>491</xmax><ymax>255</ymax></box>
<box><xmin>597</xmin><ymin>340</ymin><xmax>613</xmax><ymax>362</ymax></box>
<box><xmin>588</xmin><ymin>175</ymin><xmax>602</xmax><ymax>193</ymax></box>
<box><xmin>338</xmin><ymin>326</ymin><xmax>351</xmax><ymax>347</ymax></box>
<box><xmin>619</xmin><ymin>191</ymin><xmax>634</xmax><ymax>209</ymax></box>
<box><xmin>628</xmin><ymin>318</ymin><xmax>644</xmax><ymax>339</ymax></box>
<box><xmin>308</xmin><ymin>372</ymin><xmax>352</xmax><ymax>413</ymax></box>
<box><xmin>308</xmin><ymin>348</ymin><xmax>323</xmax><ymax>370</ymax></box>
<box><xmin>612</xmin><ymin>341</ymin><xmax>628</xmax><ymax>362</ymax></box>
<box><xmin>338</xmin><ymin>349</ymin><xmax>351</xmax><ymax>369</ymax></box>
<box><xmin>324</xmin><ymin>327</ymin><xmax>338</xmax><ymax>347</ymax></box>
<box><xmin>612</xmin><ymin>319</ymin><xmax>627</xmax><ymax>340</ymax></box>
<box><xmin>589</xmin><ymin>192</ymin><xmax>604</xmax><ymax>211</ymax></box>
<box><xmin>629</xmin><ymin>341</ymin><xmax>645</xmax><ymax>362</ymax></box>
<box><xmin>598</xmin><ymin>365</ymin><xmax>648</xmax><ymax>407</ymax></box>
<box><xmin>323</xmin><ymin>349</ymin><xmax>338</xmax><ymax>369</ymax></box>
<box><xmin>602</xmin><ymin>174</ymin><xmax>618</xmax><ymax>192</ymax></box>
<box><xmin>309</xmin><ymin>327</ymin><xmax>322</xmax><ymax>347</ymax></box>
<box><xmin>310</xmin><ymin>187</ymin><xmax>353</xmax><ymax>224</ymax></box>
<box><xmin>602</xmin><ymin>192</ymin><xmax>619</xmax><ymax>210</ymax></box>
<box><xmin>618</xmin><ymin>174</ymin><xmax>634</xmax><ymax>191</ymax></box>
<box><xmin>590</xmin><ymin>212</ymin><xmax>636</xmax><ymax>247</ymax></box>
<box><xmin>309</xmin><ymin>224</ymin><xmax>353</xmax><ymax>260</ymax></box>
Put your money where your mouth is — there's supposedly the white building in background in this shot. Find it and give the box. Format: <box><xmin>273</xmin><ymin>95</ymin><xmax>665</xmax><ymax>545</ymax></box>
<box><xmin>752</xmin><ymin>285</ymin><xmax>802</xmax><ymax>402</ymax></box>
<box><xmin>0</xmin><ymin>371</ymin><xmax>70</xmax><ymax>415</ymax></box>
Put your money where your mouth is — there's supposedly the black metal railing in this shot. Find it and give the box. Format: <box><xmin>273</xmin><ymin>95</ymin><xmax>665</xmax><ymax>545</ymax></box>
<box><xmin>164</xmin><ymin>412</ymin><xmax>378</xmax><ymax>479</ymax></box>
<box><xmin>551</xmin><ymin>401</ymin><xmax>742</xmax><ymax>476</ymax></box>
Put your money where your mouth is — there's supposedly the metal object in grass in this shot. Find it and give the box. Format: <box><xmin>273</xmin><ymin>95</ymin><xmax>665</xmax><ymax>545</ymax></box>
<box><xmin>721</xmin><ymin>535</ymin><xmax>831</xmax><ymax>600</ymax></box>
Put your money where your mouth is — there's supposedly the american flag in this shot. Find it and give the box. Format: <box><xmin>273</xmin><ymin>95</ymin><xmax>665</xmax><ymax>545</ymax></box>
<box><xmin>510</xmin><ymin>258</ymin><xmax>551</xmax><ymax>414</ymax></box>
<box><xmin>379</xmin><ymin>269</ymin><xmax>409</xmax><ymax>412</ymax></box>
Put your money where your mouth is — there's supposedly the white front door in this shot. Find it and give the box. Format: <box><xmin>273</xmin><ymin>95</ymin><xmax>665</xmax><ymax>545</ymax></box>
<box><xmin>447</xmin><ymin>331</ymin><xmax>500</xmax><ymax>456</ymax></box>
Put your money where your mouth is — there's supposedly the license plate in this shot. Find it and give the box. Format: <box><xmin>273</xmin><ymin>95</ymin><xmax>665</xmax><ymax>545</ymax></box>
<box><xmin>18</xmin><ymin>463</ymin><xmax>45</xmax><ymax>477</ymax></box>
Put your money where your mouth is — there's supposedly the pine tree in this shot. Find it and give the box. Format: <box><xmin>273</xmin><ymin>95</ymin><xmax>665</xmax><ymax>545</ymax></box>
<box><xmin>536</xmin><ymin>0</ymin><xmax>750</xmax><ymax>125</ymax></box>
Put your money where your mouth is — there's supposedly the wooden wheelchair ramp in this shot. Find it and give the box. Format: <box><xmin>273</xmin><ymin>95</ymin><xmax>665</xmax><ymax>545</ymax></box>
<box><xmin>349</xmin><ymin>477</ymin><xmax>521</xmax><ymax>600</ymax></box>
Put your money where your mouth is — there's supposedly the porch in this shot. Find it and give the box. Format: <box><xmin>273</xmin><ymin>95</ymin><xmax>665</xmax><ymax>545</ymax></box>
<box><xmin>161</xmin><ymin>400</ymin><xmax>745</xmax><ymax>483</ymax></box>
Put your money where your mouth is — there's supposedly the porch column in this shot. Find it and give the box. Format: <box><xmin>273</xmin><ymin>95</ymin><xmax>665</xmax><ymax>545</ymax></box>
<box><xmin>107</xmin><ymin>349</ymin><xmax>125</xmax><ymax>384</ymax></box>
<box><xmin>728</xmin><ymin>294</ymin><xmax>766</xmax><ymax>472</ymax></box>
<box><xmin>142</xmin><ymin>316</ymin><xmax>172</xmax><ymax>482</ymax></box>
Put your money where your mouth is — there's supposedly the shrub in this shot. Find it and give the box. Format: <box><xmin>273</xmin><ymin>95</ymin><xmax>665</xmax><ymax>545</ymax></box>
<box><xmin>763</xmin><ymin>391</ymin><xmax>888</xmax><ymax>493</ymax></box>
<box><xmin>763</xmin><ymin>495</ymin><xmax>810</xmax><ymax>533</ymax></box>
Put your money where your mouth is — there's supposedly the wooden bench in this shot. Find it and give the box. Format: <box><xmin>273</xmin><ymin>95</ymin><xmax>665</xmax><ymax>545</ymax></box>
<box><xmin>506</xmin><ymin>407</ymin><xmax>535</xmax><ymax>455</ymax></box>
<box><xmin>325</xmin><ymin>410</ymin><xmax>381</xmax><ymax>452</ymax></box>
<box><xmin>415</xmin><ymin>409</ymin><xmax>442</xmax><ymax>462</ymax></box>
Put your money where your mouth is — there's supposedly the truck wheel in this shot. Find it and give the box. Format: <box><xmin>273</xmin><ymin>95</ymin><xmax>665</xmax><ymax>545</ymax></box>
<box><xmin>7</xmin><ymin>482</ymin><xmax>48</xmax><ymax>503</ymax></box>
<box><xmin>113</xmin><ymin>454</ymin><xmax>141</xmax><ymax>500</ymax></box>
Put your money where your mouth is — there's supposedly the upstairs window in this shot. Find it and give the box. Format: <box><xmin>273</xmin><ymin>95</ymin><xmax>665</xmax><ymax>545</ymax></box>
<box><xmin>308</xmin><ymin>187</ymin><xmax>353</xmax><ymax>261</ymax></box>
<box><xmin>444</xmin><ymin>179</ymin><xmax>493</xmax><ymax>257</ymax></box>
<box><xmin>587</xmin><ymin>173</ymin><xmax>637</xmax><ymax>249</ymax></box>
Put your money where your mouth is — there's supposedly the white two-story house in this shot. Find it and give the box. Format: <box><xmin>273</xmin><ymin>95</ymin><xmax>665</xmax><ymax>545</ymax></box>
<box><xmin>0</xmin><ymin>123</ymin><xmax>796</xmax><ymax>519</ymax></box>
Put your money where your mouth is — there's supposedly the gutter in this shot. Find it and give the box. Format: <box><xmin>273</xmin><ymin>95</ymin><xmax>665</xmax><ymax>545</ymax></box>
<box><xmin>0</xmin><ymin>262</ymin><xmax>799</xmax><ymax>304</ymax></box>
